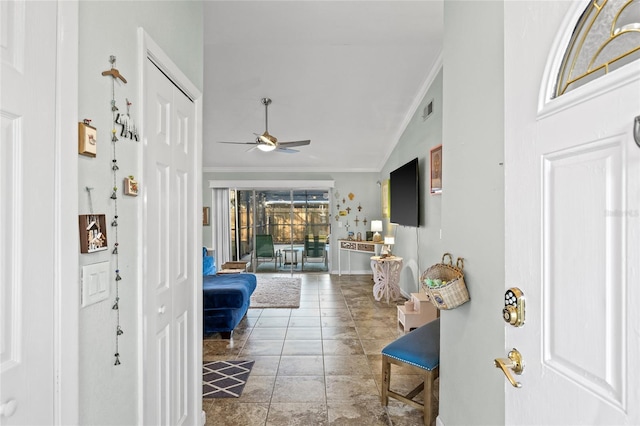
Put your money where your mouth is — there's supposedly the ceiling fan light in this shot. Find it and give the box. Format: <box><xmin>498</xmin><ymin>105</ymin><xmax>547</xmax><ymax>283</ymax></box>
<box><xmin>257</xmin><ymin>144</ymin><xmax>276</xmax><ymax>152</ymax></box>
<box><xmin>259</xmin><ymin>132</ymin><xmax>277</xmax><ymax>145</ymax></box>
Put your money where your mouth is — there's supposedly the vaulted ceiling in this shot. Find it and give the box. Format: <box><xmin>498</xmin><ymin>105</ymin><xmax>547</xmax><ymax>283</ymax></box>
<box><xmin>203</xmin><ymin>1</ymin><xmax>443</xmax><ymax>173</ymax></box>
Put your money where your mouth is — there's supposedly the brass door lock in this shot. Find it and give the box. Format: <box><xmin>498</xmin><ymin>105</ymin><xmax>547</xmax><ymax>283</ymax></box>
<box><xmin>503</xmin><ymin>287</ymin><xmax>525</xmax><ymax>327</ymax></box>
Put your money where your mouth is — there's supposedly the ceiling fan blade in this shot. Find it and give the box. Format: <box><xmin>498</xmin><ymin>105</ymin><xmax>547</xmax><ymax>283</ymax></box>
<box><xmin>278</xmin><ymin>139</ymin><xmax>311</xmax><ymax>148</ymax></box>
<box><xmin>276</xmin><ymin>147</ymin><xmax>299</xmax><ymax>153</ymax></box>
<box><xmin>218</xmin><ymin>141</ymin><xmax>256</xmax><ymax>145</ymax></box>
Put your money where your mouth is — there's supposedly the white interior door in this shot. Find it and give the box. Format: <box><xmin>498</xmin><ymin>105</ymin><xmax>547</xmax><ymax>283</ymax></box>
<box><xmin>142</xmin><ymin>44</ymin><xmax>201</xmax><ymax>424</ymax></box>
<box><xmin>1</xmin><ymin>1</ymin><xmax>58</xmax><ymax>424</ymax></box>
<box><xmin>505</xmin><ymin>52</ymin><xmax>640</xmax><ymax>426</ymax></box>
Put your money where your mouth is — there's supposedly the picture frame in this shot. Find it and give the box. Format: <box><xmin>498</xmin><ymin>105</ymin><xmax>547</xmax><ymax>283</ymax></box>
<box><xmin>124</xmin><ymin>176</ymin><xmax>138</xmax><ymax>196</ymax></box>
<box><xmin>78</xmin><ymin>121</ymin><xmax>97</xmax><ymax>157</ymax></box>
<box><xmin>430</xmin><ymin>145</ymin><xmax>442</xmax><ymax>194</ymax></box>
<box><xmin>203</xmin><ymin>207</ymin><xmax>210</xmax><ymax>226</ymax></box>
<box><xmin>381</xmin><ymin>179</ymin><xmax>390</xmax><ymax>218</ymax></box>
<box><xmin>78</xmin><ymin>214</ymin><xmax>108</xmax><ymax>253</ymax></box>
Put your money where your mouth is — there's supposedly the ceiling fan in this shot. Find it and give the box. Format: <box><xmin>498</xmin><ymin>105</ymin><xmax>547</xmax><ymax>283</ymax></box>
<box><xmin>218</xmin><ymin>98</ymin><xmax>311</xmax><ymax>153</ymax></box>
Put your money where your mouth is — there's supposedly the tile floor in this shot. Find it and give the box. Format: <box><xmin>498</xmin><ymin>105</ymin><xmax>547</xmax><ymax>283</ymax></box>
<box><xmin>203</xmin><ymin>273</ymin><xmax>438</xmax><ymax>426</ymax></box>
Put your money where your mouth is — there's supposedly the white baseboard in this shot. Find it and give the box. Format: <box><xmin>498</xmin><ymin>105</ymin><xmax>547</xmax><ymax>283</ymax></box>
<box><xmin>330</xmin><ymin>270</ymin><xmax>374</xmax><ymax>276</ymax></box>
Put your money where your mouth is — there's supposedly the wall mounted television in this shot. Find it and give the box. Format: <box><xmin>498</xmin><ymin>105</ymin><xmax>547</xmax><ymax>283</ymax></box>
<box><xmin>390</xmin><ymin>158</ymin><xmax>420</xmax><ymax>227</ymax></box>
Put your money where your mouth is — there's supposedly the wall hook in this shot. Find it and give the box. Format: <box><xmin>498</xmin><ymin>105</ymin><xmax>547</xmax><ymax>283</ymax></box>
<box><xmin>101</xmin><ymin>55</ymin><xmax>127</xmax><ymax>84</ymax></box>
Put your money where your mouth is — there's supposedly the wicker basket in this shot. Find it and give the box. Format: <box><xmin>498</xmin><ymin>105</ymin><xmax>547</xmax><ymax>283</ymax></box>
<box><xmin>421</xmin><ymin>253</ymin><xmax>470</xmax><ymax>310</ymax></box>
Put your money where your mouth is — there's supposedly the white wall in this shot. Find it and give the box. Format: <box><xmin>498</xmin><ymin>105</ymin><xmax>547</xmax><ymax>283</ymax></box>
<box><xmin>439</xmin><ymin>1</ymin><xmax>505</xmax><ymax>424</ymax></box>
<box><xmin>77</xmin><ymin>2</ymin><xmax>202</xmax><ymax>424</ymax></box>
<box><xmin>380</xmin><ymin>67</ymin><xmax>444</xmax><ymax>296</ymax></box>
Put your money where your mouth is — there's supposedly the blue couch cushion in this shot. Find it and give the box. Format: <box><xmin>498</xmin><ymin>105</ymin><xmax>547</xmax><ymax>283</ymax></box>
<box><xmin>381</xmin><ymin>318</ymin><xmax>440</xmax><ymax>371</ymax></box>
<box><xmin>203</xmin><ymin>273</ymin><xmax>257</xmax><ymax>310</ymax></box>
<box><xmin>203</xmin><ymin>247</ymin><xmax>216</xmax><ymax>275</ymax></box>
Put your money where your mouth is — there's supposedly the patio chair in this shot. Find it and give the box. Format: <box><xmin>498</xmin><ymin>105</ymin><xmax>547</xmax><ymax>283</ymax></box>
<box><xmin>303</xmin><ymin>235</ymin><xmax>327</xmax><ymax>268</ymax></box>
<box><xmin>255</xmin><ymin>234</ymin><xmax>277</xmax><ymax>270</ymax></box>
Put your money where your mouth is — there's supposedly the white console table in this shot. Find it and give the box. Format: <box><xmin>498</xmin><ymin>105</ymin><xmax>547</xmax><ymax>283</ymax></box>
<box><xmin>337</xmin><ymin>240</ymin><xmax>383</xmax><ymax>276</ymax></box>
<box><xmin>370</xmin><ymin>256</ymin><xmax>403</xmax><ymax>304</ymax></box>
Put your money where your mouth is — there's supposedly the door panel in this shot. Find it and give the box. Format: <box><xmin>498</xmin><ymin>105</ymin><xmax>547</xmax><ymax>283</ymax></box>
<box><xmin>145</xmin><ymin>62</ymin><xmax>174</xmax><ymax>424</ymax></box>
<box><xmin>171</xmin><ymin>75</ymin><xmax>195</xmax><ymax>426</ymax></box>
<box><xmin>543</xmin><ymin>139</ymin><xmax>625</xmax><ymax>408</ymax></box>
<box><xmin>506</xmin><ymin>64</ymin><xmax>640</xmax><ymax>424</ymax></box>
<box><xmin>143</xmin><ymin>56</ymin><xmax>197</xmax><ymax>425</ymax></box>
<box><xmin>1</xmin><ymin>1</ymin><xmax>56</xmax><ymax>424</ymax></box>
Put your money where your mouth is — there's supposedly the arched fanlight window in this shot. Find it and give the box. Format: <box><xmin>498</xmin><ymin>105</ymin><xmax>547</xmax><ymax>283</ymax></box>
<box><xmin>556</xmin><ymin>0</ymin><xmax>640</xmax><ymax>97</ymax></box>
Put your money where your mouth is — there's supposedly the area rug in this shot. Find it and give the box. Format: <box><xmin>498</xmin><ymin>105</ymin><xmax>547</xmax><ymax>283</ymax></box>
<box><xmin>250</xmin><ymin>276</ymin><xmax>302</xmax><ymax>309</ymax></box>
<box><xmin>203</xmin><ymin>360</ymin><xmax>254</xmax><ymax>398</ymax></box>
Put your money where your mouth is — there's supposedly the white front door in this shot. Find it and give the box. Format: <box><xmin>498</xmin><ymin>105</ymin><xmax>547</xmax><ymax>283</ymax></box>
<box><xmin>142</xmin><ymin>38</ymin><xmax>201</xmax><ymax>424</ymax></box>
<box><xmin>1</xmin><ymin>1</ymin><xmax>57</xmax><ymax>424</ymax></box>
<box><xmin>505</xmin><ymin>11</ymin><xmax>640</xmax><ymax>426</ymax></box>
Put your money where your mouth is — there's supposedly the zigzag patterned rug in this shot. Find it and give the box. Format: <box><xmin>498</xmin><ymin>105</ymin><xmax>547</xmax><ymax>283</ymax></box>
<box><xmin>202</xmin><ymin>360</ymin><xmax>254</xmax><ymax>398</ymax></box>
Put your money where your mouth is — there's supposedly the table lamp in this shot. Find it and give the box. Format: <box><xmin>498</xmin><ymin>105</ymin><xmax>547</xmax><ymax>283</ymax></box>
<box><xmin>382</xmin><ymin>236</ymin><xmax>395</xmax><ymax>256</ymax></box>
<box><xmin>371</xmin><ymin>220</ymin><xmax>383</xmax><ymax>243</ymax></box>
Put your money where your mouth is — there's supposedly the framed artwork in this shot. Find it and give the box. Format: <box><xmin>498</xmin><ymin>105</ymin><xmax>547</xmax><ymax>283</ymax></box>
<box><xmin>203</xmin><ymin>207</ymin><xmax>210</xmax><ymax>226</ymax></box>
<box><xmin>381</xmin><ymin>179</ymin><xmax>390</xmax><ymax>218</ymax></box>
<box><xmin>78</xmin><ymin>214</ymin><xmax>108</xmax><ymax>253</ymax></box>
<box><xmin>430</xmin><ymin>145</ymin><xmax>442</xmax><ymax>194</ymax></box>
<box><xmin>78</xmin><ymin>121</ymin><xmax>97</xmax><ymax>157</ymax></box>
<box><xmin>124</xmin><ymin>176</ymin><xmax>138</xmax><ymax>196</ymax></box>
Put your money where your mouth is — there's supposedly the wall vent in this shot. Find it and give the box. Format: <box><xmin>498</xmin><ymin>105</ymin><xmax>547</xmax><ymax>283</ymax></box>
<box><xmin>422</xmin><ymin>99</ymin><xmax>434</xmax><ymax>121</ymax></box>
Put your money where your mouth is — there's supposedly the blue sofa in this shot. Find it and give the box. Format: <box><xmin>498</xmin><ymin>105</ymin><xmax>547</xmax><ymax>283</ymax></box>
<box><xmin>203</xmin><ymin>273</ymin><xmax>257</xmax><ymax>338</ymax></box>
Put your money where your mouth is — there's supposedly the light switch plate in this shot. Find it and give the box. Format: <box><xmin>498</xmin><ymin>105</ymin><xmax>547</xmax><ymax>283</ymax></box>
<box><xmin>81</xmin><ymin>261</ymin><xmax>110</xmax><ymax>307</ymax></box>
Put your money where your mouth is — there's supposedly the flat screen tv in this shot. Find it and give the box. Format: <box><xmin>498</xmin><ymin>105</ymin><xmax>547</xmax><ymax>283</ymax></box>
<box><xmin>390</xmin><ymin>158</ymin><xmax>420</xmax><ymax>227</ymax></box>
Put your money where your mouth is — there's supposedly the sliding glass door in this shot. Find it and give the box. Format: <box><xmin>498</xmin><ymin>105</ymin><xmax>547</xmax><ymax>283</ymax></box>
<box><xmin>230</xmin><ymin>188</ymin><xmax>330</xmax><ymax>273</ymax></box>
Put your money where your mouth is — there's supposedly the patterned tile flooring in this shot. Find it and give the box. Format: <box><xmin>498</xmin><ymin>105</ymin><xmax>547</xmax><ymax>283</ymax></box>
<box><xmin>203</xmin><ymin>273</ymin><xmax>436</xmax><ymax>425</ymax></box>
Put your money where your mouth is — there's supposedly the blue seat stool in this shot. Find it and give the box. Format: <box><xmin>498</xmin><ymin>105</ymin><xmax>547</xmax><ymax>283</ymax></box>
<box><xmin>381</xmin><ymin>318</ymin><xmax>440</xmax><ymax>426</ymax></box>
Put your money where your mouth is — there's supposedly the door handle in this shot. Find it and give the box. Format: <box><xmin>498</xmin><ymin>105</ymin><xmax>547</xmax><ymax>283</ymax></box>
<box><xmin>634</xmin><ymin>115</ymin><xmax>640</xmax><ymax>148</ymax></box>
<box><xmin>494</xmin><ymin>348</ymin><xmax>524</xmax><ymax>388</ymax></box>
<box><xmin>158</xmin><ymin>305</ymin><xmax>166</xmax><ymax>314</ymax></box>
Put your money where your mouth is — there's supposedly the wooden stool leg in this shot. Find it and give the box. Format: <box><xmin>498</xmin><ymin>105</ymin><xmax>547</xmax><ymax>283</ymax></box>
<box><xmin>381</xmin><ymin>355</ymin><xmax>391</xmax><ymax>406</ymax></box>
<box><xmin>423</xmin><ymin>369</ymin><xmax>433</xmax><ymax>426</ymax></box>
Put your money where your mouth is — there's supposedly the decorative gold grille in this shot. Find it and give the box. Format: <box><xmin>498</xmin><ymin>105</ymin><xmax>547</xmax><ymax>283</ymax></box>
<box><xmin>556</xmin><ymin>0</ymin><xmax>640</xmax><ymax>96</ymax></box>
